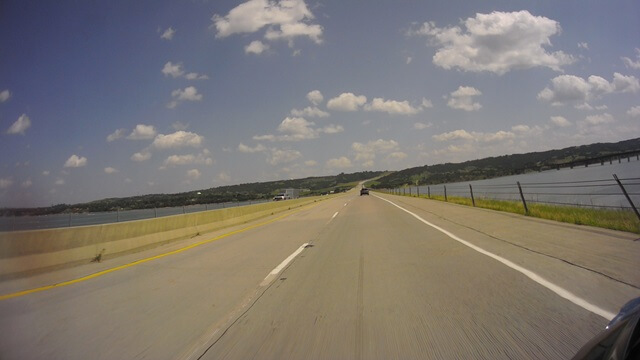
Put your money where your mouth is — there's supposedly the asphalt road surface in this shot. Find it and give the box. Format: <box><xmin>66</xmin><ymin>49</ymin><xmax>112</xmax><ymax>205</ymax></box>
<box><xmin>1</xmin><ymin>190</ymin><xmax>639</xmax><ymax>359</ymax></box>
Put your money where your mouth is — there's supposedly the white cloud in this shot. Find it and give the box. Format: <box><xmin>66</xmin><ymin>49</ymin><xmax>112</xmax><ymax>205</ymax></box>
<box><xmin>161</xmin><ymin>27</ymin><xmax>175</xmax><ymax>40</ymax></box>
<box><xmin>327</xmin><ymin>92</ymin><xmax>367</xmax><ymax>111</ymax></box>
<box><xmin>538</xmin><ymin>73</ymin><xmax>639</xmax><ymax>105</ymax></box>
<box><xmin>622</xmin><ymin>48</ymin><xmax>640</xmax><ymax>70</ymax></box>
<box><xmin>163</xmin><ymin>151</ymin><xmax>213</xmax><ymax>167</ymax></box>
<box><xmin>318</xmin><ymin>124</ymin><xmax>344</xmax><ymax>134</ymax></box>
<box><xmin>55</xmin><ymin>178</ymin><xmax>65</xmax><ymax>186</ymax></box>
<box><xmin>245</xmin><ymin>40</ymin><xmax>270</xmax><ymax>54</ymax></box>
<box><xmin>406</xmin><ymin>56</ymin><xmax>413</xmax><ymax>64</ymax></box>
<box><xmin>238</xmin><ymin>143</ymin><xmax>267</xmax><ymax>153</ymax></box>
<box><xmin>432</xmin><ymin>129</ymin><xmax>515</xmax><ymax>142</ymax></box>
<box><xmin>290</xmin><ymin>106</ymin><xmax>329</xmax><ymax>117</ymax></box>
<box><xmin>584</xmin><ymin>113</ymin><xmax>614</xmax><ymax>125</ymax></box>
<box><xmin>0</xmin><ymin>177</ymin><xmax>13</xmax><ymax>189</ymax></box>
<box><xmin>21</xmin><ymin>179</ymin><xmax>32</xmax><ymax>188</ymax></box>
<box><xmin>104</xmin><ymin>167</ymin><xmax>118</xmax><ymax>174</ymax></box>
<box><xmin>131</xmin><ymin>151</ymin><xmax>151</xmax><ymax>162</ymax></box>
<box><xmin>162</xmin><ymin>61</ymin><xmax>185</xmax><ymax>78</ymax></box>
<box><xmin>167</xmin><ymin>86</ymin><xmax>203</xmax><ymax>108</ymax></box>
<box><xmin>550</xmin><ymin>116</ymin><xmax>571</xmax><ymax>127</ymax></box>
<box><xmin>421</xmin><ymin>98</ymin><xmax>433</xmax><ymax>108</ymax></box>
<box><xmin>0</xmin><ymin>89</ymin><xmax>10</xmax><ymax>102</ymax></box>
<box><xmin>414</xmin><ymin>122</ymin><xmax>433</xmax><ymax>130</ymax></box>
<box><xmin>172</xmin><ymin>121</ymin><xmax>189</xmax><ymax>131</ymax></box>
<box><xmin>447</xmin><ymin>86</ymin><xmax>482</xmax><ymax>111</ymax></box>
<box><xmin>107</xmin><ymin>128</ymin><xmax>126</xmax><ymax>142</ymax></box>
<box><xmin>187</xmin><ymin>169</ymin><xmax>201</xmax><ymax>180</ymax></box>
<box><xmin>255</xmin><ymin>116</ymin><xmax>342</xmax><ymax>142</ymax></box>
<box><xmin>409</xmin><ymin>10</ymin><xmax>574</xmax><ymax>75</ymax></box>
<box><xmin>386</xmin><ymin>152</ymin><xmax>407</xmax><ymax>161</ymax></box>
<box><xmin>627</xmin><ymin>106</ymin><xmax>640</xmax><ymax>117</ymax></box>
<box><xmin>352</xmin><ymin>139</ymin><xmax>399</xmax><ymax>165</ymax></box>
<box><xmin>185</xmin><ymin>72</ymin><xmax>209</xmax><ymax>80</ymax></box>
<box><xmin>306</xmin><ymin>90</ymin><xmax>323</xmax><ymax>105</ymax></box>
<box><xmin>304</xmin><ymin>160</ymin><xmax>317</xmax><ymax>167</ymax></box>
<box><xmin>217</xmin><ymin>172</ymin><xmax>231</xmax><ymax>182</ymax></box>
<box><xmin>152</xmin><ymin>131</ymin><xmax>204</xmax><ymax>149</ymax></box>
<box><xmin>64</xmin><ymin>154</ymin><xmax>87</xmax><ymax>168</ymax></box>
<box><xmin>42</xmin><ymin>170</ymin><xmax>50</xmax><ymax>176</ymax></box>
<box><xmin>267</xmin><ymin>148</ymin><xmax>302</xmax><ymax>165</ymax></box>
<box><xmin>212</xmin><ymin>0</ymin><xmax>323</xmax><ymax>44</ymax></box>
<box><xmin>578</xmin><ymin>42</ymin><xmax>589</xmax><ymax>50</ymax></box>
<box><xmin>6</xmin><ymin>114</ymin><xmax>31</xmax><ymax>135</ymax></box>
<box><xmin>364</xmin><ymin>97</ymin><xmax>422</xmax><ymax>115</ymax></box>
<box><xmin>325</xmin><ymin>156</ymin><xmax>352</xmax><ymax>169</ymax></box>
<box><xmin>127</xmin><ymin>124</ymin><xmax>157</xmax><ymax>140</ymax></box>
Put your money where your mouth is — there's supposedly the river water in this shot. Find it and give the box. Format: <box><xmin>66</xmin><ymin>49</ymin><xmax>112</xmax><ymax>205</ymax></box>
<box><xmin>402</xmin><ymin>157</ymin><xmax>640</xmax><ymax>209</ymax></box>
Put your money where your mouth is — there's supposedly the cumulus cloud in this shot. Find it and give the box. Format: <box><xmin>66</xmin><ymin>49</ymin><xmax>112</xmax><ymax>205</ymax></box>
<box><xmin>163</xmin><ymin>62</ymin><xmax>208</xmax><ymax>80</ymax></box>
<box><xmin>0</xmin><ymin>89</ymin><xmax>10</xmax><ymax>102</ymax></box>
<box><xmin>584</xmin><ymin>113</ymin><xmax>614</xmax><ymax>125</ymax></box>
<box><xmin>414</xmin><ymin>122</ymin><xmax>433</xmax><ymax>130</ymax></box>
<box><xmin>577</xmin><ymin>113</ymin><xmax>616</xmax><ymax>136</ymax></box>
<box><xmin>306</xmin><ymin>90</ymin><xmax>323</xmax><ymax>105</ymax></box>
<box><xmin>364</xmin><ymin>97</ymin><xmax>423</xmax><ymax>115</ymax></box>
<box><xmin>447</xmin><ymin>86</ymin><xmax>482</xmax><ymax>111</ymax></box>
<box><xmin>6</xmin><ymin>114</ymin><xmax>31</xmax><ymax>135</ymax></box>
<box><xmin>212</xmin><ymin>0</ymin><xmax>323</xmax><ymax>44</ymax></box>
<box><xmin>152</xmin><ymin>131</ymin><xmax>204</xmax><ymax>149</ymax></box>
<box><xmin>238</xmin><ymin>143</ymin><xmax>267</xmax><ymax>153</ymax></box>
<box><xmin>268</xmin><ymin>148</ymin><xmax>302</xmax><ymax>165</ymax></box>
<box><xmin>167</xmin><ymin>86</ymin><xmax>203</xmax><ymax>108</ymax></box>
<box><xmin>21</xmin><ymin>179</ymin><xmax>32</xmax><ymax>188</ymax></box>
<box><xmin>163</xmin><ymin>150</ymin><xmax>213</xmax><ymax>167</ymax></box>
<box><xmin>578</xmin><ymin>42</ymin><xmax>589</xmax><ymax>50</ymax></box>
<box><xmin>217</xmin><ymin>172</ymin><xmax>231</xmax><ymax>182</ymax></box>
<box><xmin>325</xmin><ymin>156</ymin><xmax>352</xmax><ymax>169</ymax></box>
<box><xmin>432</xmin><ymin>129</ymin><xmax>515</xmax><ymax>142</ymax></box>
<box><xmin>162</xmin><ymin>61</ymin><xmax>185</xmax><ymax>78</ymax></box>
<box><xmin>131</xmin><ymin>151</ymin><xmax>151</xmax><ymax>162</ymax></box>
<box><xmin>627</xmin><ymin>106</ymin><xmax>640</xmax><ymax>117</ymax></box>
<box><xmin>622</xmin><ymin>48</ymin><xmax>640</xmax><ymax>70</ymax></box>
<box><xmin>408</xmin><ymin>10</ymin><xmax>574</xmax><ymax>74</ymax></box>
<box><xmin>254</xmin><ymin>117</ymin><xmax>342</xmax><ymax>142</ymax></box>
<box><xmin>161</xmin><ymin>27</ymin><xmax>175</xmax><ymax>40</ymax></box>
<box><xmin>186</xmin><ymin>169</ymin><xmax>201</xmax><ymax>180</ymax></box>
<box><xmin>327</xmin><ymin>92</ymin><xmax>367</xmax><ymax>111</ymax></box>
<box><xmin>290</xmin><ymin>106</ymin><xmax>329</xmax><ymax>118</ymax></box>
<box><xmin>104</xmin><ymin>167</ymin><xmax>118</xmax><ymax>174</ymax></box>
<box><xmin>0</xmin><ymin>177</ymin><xmax>13</xmax><ymax>189</ymax></box>
<box><xmin>352</xmin><ymin>139</ymin><xmax>399</xmax><ymax>166</ymax></box>
<box><xmin>64</xmin><ymin>154</ymin><xmax>87</xmax><ymax>168</ymax></box>
<box><xmin>107</xmin><ymin>128</ymin><xmax>127</xmax><ymax>142</ymax></box>
<box><xmin>538</xmin><ymin>73</ymin><xmax>639</xmax><ymax>106</ymax></box>
<box><xmin>386</xmin><ymin>152</ymin><xmax>408</xmax><ymax>161</ymax></box>
<box><xmin>245</xmin><ymin>40</ymin><xmax>270</xmax><ymax>54</ymax></box>
<box><xmin>127</xmin><ymin>124</ymin><xmax>157</xmax><ymax>140</ymax></box>
<box><xmin>550</xmin><ymin>116</ymin><xmax>571</xmax><ymax>127</ymax></box>
<box><xmin>304</xmin><ymin>160</ymin><xmax>317</xmax><ymax>167</ymax></box>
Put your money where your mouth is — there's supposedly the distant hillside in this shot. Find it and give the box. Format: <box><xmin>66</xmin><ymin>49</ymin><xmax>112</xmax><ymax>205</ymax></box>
<box><xmin>3</xmin><ymin>171</ymin><xmax>385</xmax><ymax>216</ymax></box>
<box><xmin>371</xmin><ymin>138</ymin><xmax>640</xmax><ymax>189</ymax></box>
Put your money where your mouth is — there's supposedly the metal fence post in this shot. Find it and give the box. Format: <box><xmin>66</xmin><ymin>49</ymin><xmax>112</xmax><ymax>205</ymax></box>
<box><xmin>469</xmin><ymin>184</ymin><xmax>475</xmax><ymax>207</ymax></box>
<box><xmin>154</xmin><ymin>208</ymin><xmax>157</xmax><ymax>218</ymax></box>
<box><xmin>613</xmin><ymin>174</ymin><xmax>640</xmax><ymax>221</ymax></box>
<box><xmin>417</xmin><ymin>186</ymin><xmax>420</xmax><ymax>197</ymax></box>
<box><xmin>117</xmin><ymin>208</ymin><xmax>120</xmax><ymax>222</ymax></box>
<box><xmin>428</xmin><ymin>186</ymin><xmax>430</xmax><ymax>198</ymax></box>
<box><xmin>517</xmin><ymin>181</ymin><xmax>529</xmax><ymax>215</ymax></box>
<box><xmin>444</xmin><ymin>185</ymin><xmax>447</xmax><ymax>202</ymax></box>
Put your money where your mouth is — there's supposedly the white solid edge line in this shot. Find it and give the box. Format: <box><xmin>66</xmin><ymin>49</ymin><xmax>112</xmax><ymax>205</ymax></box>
<box><xmin>260</xmin><ymin>243</ymin><xmax>309</xmax><ymax>287</ymax></box>
<box><xmin>373</xmin><ymin>194</ymin><xmax>616</xmax><ymax>321</ymax></box>
<box><xmin>332</xmin><ymin>212</ymin><xmax>339</xmax><ymax>220</ymax></box>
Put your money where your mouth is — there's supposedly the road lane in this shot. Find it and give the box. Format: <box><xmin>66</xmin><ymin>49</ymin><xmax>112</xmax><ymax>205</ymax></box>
<box><xmin>199</xmin><ymin>193</ymin><xmax>636</xmax><ymax>359</ymax></box>
<box><xmin>0</xmin><ymin>196</ymin><xmax>348</xmax><ymax>360</ymax></box>
<box><xmin>1</xmin><ymin>190</ymin><xmax>638</xmax><ymax>359</ymax></box>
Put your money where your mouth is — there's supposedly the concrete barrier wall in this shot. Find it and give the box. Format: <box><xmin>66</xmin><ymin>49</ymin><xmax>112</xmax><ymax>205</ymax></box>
<box><xmin>0</xmin><ymin>197</ymin><xmax>323</xmax><ymax>278</ymax></box>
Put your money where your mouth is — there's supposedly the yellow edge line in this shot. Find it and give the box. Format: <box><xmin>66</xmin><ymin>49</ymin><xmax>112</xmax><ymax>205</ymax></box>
<box><xmin>0</xmin><ymin>201</ymin><xmax>321</xmax><ymax>301</ymax></box>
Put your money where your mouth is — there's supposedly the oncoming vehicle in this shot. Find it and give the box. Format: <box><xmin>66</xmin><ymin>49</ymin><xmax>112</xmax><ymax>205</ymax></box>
<box><xmin>360</xmin><ymin>187</ymin><xmax>369</xmax><ymax>196</ymax></box>
<box><xmin>273</xmin><ymin>194</ymin><xmax>289</xmax><ymax>201</ymax></box>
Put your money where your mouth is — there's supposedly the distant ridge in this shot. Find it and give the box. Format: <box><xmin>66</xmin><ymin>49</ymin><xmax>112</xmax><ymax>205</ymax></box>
<box><xmin>370</xmin><ymin>137</ymin><xmax>640</xmax><ymax>189</ymax></box>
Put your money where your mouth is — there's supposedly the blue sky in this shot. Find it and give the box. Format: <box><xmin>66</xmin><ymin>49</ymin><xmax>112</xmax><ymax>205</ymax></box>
<box><xmin>1</xmin><ymin>0</ymin><xmax>639</xmax><ymax>207</ymax></box>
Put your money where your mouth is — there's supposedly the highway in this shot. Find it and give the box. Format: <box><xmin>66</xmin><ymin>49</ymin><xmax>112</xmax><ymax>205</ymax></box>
<box><xmin>1</xmin><ymin>190</ymin><xmax>639</xmax><ymax>359</ymax></box>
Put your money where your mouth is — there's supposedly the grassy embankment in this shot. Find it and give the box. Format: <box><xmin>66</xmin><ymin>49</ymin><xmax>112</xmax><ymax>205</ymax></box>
<box><xmin>395</xmin><ymin>193</ymin><xmax>639</xmax><ymax>234</ymax></box>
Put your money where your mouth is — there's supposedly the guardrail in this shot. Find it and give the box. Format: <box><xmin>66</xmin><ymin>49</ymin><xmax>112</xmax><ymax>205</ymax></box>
<box><xmin>381</xmin><ymin>174</ymin><xmax>640</xmax><ymax>221</ymax></box>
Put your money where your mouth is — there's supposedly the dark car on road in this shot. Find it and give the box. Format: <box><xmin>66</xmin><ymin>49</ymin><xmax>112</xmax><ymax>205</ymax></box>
<box><xmin>360</xmin><ymin>187</ymin><xmax>369</xmax><ymax>196</ymax></box>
